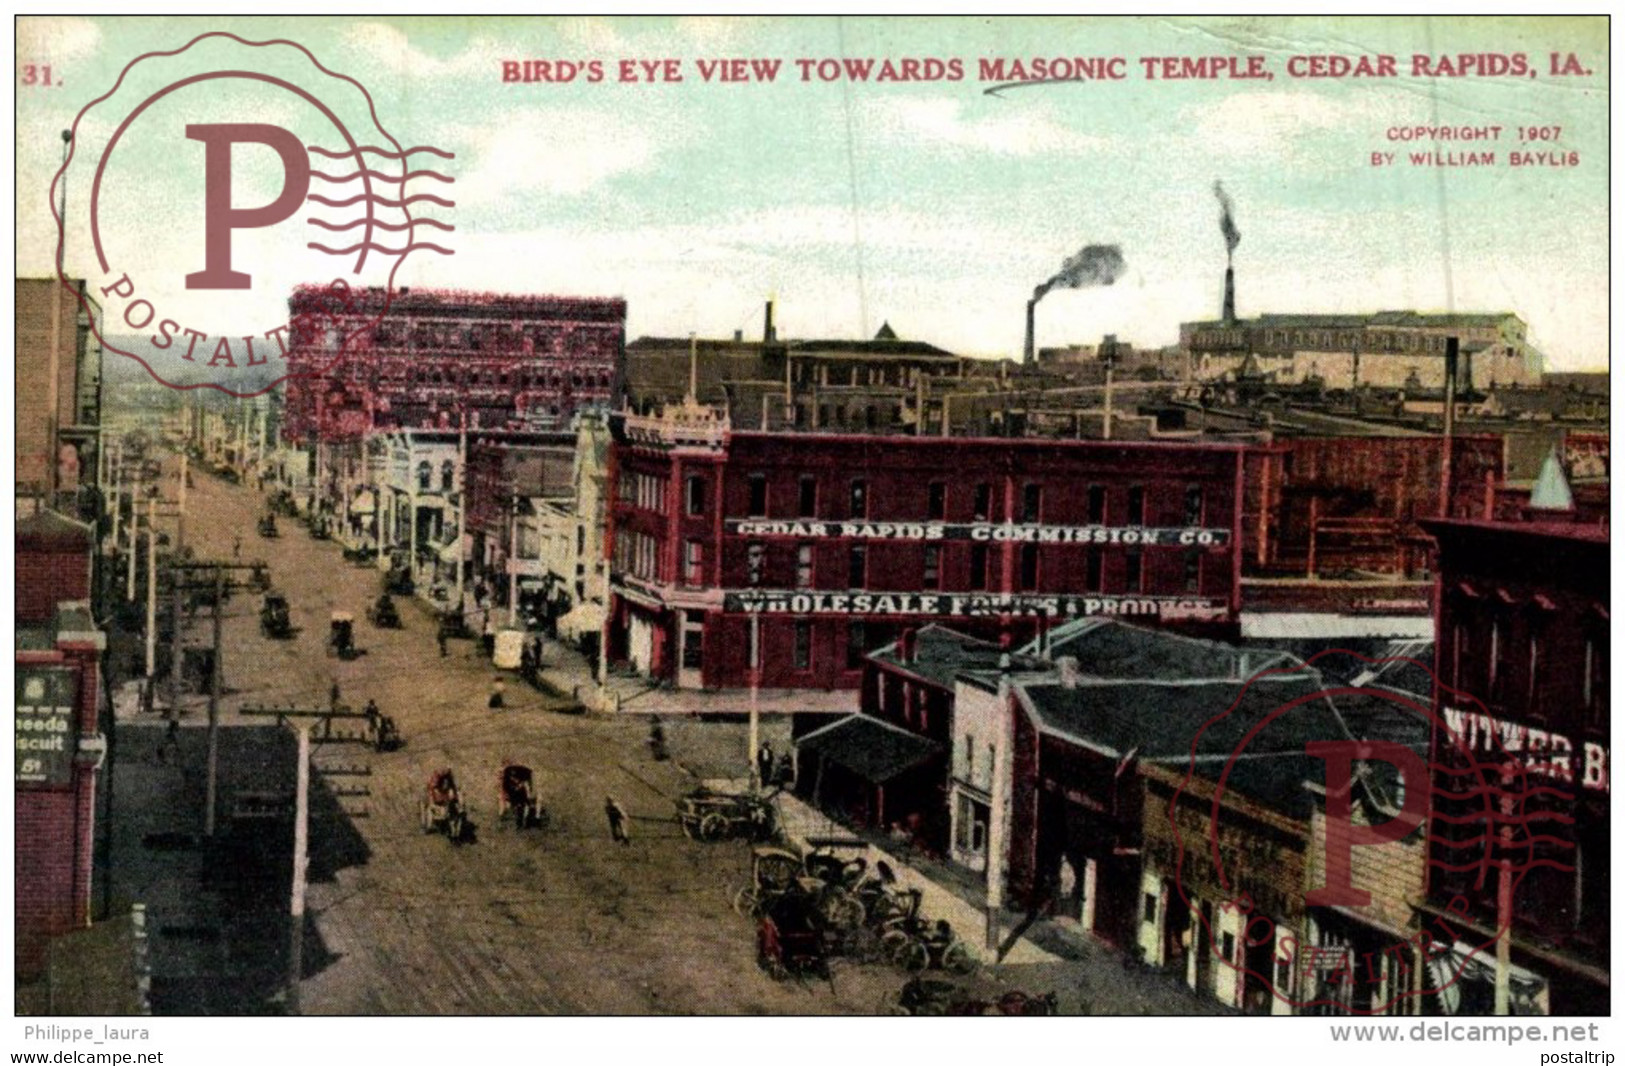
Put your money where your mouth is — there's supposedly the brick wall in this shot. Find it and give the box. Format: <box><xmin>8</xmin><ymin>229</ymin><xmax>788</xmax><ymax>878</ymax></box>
<box><xmin>16</xmin><ymin>547</ymin><xmax>92</xmax><ymax>625</ymax></box>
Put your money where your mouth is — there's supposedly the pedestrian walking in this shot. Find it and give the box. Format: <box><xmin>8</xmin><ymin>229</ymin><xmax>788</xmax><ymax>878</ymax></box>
<box><xmin>232</xmin><ymin>535</ymin><xmax>242</xmax><ymax>560</ymax></box>
<box><xmin>604</xmin><ymin>795</ymin><xmax>631</xmax><ymax>845</ymax></box>
<box><xmin>488</xmin><ymin>675</ymin><xmax>506</xmax><ymax>710</ymax></box>
<box><xmin>482</xmin><ymin>611</ymin><xmax>496</xmax><ymax>658</ymax></box>
<box><xmin>757</xmin><ymin>743</ymin><xmax>775</xmax><ymax>787</ymax></box>
<box><xmin>437</xmin><ymin>629</ymin><xmax>448</xmax><ymax>658</ymax></box>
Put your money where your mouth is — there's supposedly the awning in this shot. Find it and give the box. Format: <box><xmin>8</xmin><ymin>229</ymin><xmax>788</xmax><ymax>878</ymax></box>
<box><xmin>351</xmin><ymin>490</ymin><xmax>376</xmax><ymax>516</ymax></box>
<box><xmin>794</xmin><ymin>715</ymin><xmax>942</xmax><ymax>784</ymax></box>
<box><xmin>557</xmin><ymin>601</ymin><xmax>605</xmax><ymax>640</ymax></box>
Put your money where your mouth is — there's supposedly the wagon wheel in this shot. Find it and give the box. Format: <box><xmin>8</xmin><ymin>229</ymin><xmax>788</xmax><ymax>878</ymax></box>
<box><xmin>942</xmin><ymin>941</ymin><xmax>977</xmax><ymax>975</ymax></box>
<box><xmin>732</xmin><ymin>885</ymin><xmax>761</xmax><ymax>919</ymax></box>
<box><xmin>819</xmin><ymin>891</ymin><xmax>865</xmax><ymax>932</ymax></box>
<box><xmin>756</xmin><ymin>852</ymin><xmax>802</xmax><ymax>891</ymax></box>
<box><xmin>699</xmin><ymin>812</ymin><xmax>729</xmax><ymax>842</ymax></box>
<box><xmin>679</xmin><ymin>817</ymin><xmax>697</xmax><ymax>841</ymax></box>
<box><xmin>894</xmin><ymin>939</ymin><xmax>930</xmax><ymax>974</ymax></box>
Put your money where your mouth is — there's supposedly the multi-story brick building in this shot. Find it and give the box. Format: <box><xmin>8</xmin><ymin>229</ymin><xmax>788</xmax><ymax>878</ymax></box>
<box><xmin>1421</xmin><ymin>517</ymin><xmax>1609</xmax><ymax>1015</ymax></box>
<box><xmin>15</xmin><ymin>510</ymin><xmax>106</xmax><ymax>978</ymax></box>
<box><xmin>605</xmin><ymin>403</ymin><xmax>1252</xmax><ymax>692</ymax></box>
<box><xmin>282</xmin><ymin>287</ymin><xmax>626</xmax><ymax>443</ymax></box>
<box><xmin>16</xmin><ymin>278</ymin><xmax>103</xmax><ymax>518</ymax></box>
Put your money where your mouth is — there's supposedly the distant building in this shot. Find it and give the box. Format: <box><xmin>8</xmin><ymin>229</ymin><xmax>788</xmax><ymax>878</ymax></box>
<box><xmin>282</xmin><ymin>287</ymin><xmax>626</xmax><ymax>443</ymax></box>
<box><xmin>16</xmin><ymin>278</ymin><xmax>103</xmax><ymax>517</ymax></box>
<box><xmin>1181</xmin><ymin>312</ymin><xmax>1540</xmax><ymax>391</ymax></box>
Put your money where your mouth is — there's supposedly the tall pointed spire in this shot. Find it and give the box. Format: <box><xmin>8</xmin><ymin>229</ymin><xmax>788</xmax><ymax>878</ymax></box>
<box><xmin>1528</xmin><ymin>447</ymin><xmax>1575</xmax><ymax>512</ymax></box>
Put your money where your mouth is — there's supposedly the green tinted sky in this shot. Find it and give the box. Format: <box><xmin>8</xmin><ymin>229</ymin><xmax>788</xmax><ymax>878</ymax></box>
<box><xmin>17</xmin><ymin>15</ymin><xmax>1609</xmax><ymax>369</ymax></box>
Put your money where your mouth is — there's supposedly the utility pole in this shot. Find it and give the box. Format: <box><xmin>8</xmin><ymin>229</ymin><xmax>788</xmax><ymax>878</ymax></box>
<box><xmin>205</xmin><ymin>568</ymin><xmax>224</xmax><ymax>837</ymax></box>
<box><xmin>126</xmin><ymin>496</ymin><xmax>139</xmax><ymax>601</ymax></box>
<box><xmin>508</xmin><ymin>495</ymin><xmax>520</xmax><ymax>627</ymax></box>
<box><xmin>748</xmin><ymin>612</ymin><xmax>761</xmax><ymax>792</ymax></box>
<box><xmin>144</xmin><ymin>497</ymin><xmax>157</xmax><ymax>677</ymax></box>
<box><xmin>454</xmin><ymin>414</ymin><xmax>467</xmax><ymax>612</ymax></box>
<box><xmin>239</xmin><ymin>703</ymin><xmax>373</xmax><ymax>1015</ymax></box>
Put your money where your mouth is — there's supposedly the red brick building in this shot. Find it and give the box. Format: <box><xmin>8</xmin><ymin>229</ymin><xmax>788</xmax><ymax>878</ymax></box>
<box><xmin>15</xmin><ymin>511</ymin><xmax>106</xmax><ymax>978</ymax></box>
<box><xmin>282</xmin><ymin>287</ymin><xmax>626</xmax><ymax>443</ymax></box>
<box><xmin>1422</xmin><ymin>518</ymin><xmax>1609</xmax><ymax>1015</ymax></box>
<box><xmin>606</xmin><ymin>405</ymin><xmax>1251</xmax><ymax>691</ymax></box>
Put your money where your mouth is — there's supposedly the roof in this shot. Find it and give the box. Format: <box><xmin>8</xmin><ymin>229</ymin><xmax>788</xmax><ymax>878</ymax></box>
<box><xmin>17</xmin><ymin>509</ymin><xmax>94</xmax><ymax>550</ymax></box>
<box><xmin>1421</xmin><ymin>517</ymin><xmax>1610</xmax><ymax>546</ymax></box>
<box><xmin>795</xmin><ymin>714</ymin><xmax>943</xmax><ymax>783</ymax></box>
<box><xmin>1185</xmin><ymin>311</ymin><xmax>1520</xmax><ymax>331</ymax></box>
<box><xmin>1528</xmin><ymin>448</ymin><xmax>1576</xmax><ymax>511</ymax></box>
<box><xmin>1239</xmin><ymin>638</ymin><xmax>1434</xmax><ymax>698</ymax></box>
<box><xmin>870</xmin><ymin>624</ymin><xmax>1010</xmax><ymax>690</ymax></box>
<box><xmin>1019</xmin><ymin>672</ymin><xmax>1348</xmax><ymax>763</ymax></box>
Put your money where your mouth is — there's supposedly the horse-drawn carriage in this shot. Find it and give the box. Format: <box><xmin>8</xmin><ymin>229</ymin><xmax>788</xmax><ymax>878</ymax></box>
<box><xmin>259</xmin><ymin>592</ymin><xmax>293</xmax><ymax>639</ymax></box>
<box><xmin>497</xmin><ymin>764</ymin><xmax>546</xmax><ymax>829</ymax></box>
<box><xmin>366</xmin><ymin>594</ymin><xmax>402</xmax><ymax>629</ymax></box>
<box><xmin>327</xmin><ymin>611</ymin><xmax>359</xmax><ymax>659</ymax></box>
<box><xmin>420</xmin><ymin>769</ymin><xmax>469</xmax><ymax>842</ymax></box>
<box><xmin>309</xmin><ymin>515</ymin><xmax>331</xmax><ymax>540</ymax></box>
<box><xmin>676</xmin><ymin>788</ymin><xmax>777</xmax><ymax>843</ymax></box>
<box><xmin>257</xmin><ymin>514</ymin><xmax>279</xmax><ymax>538</ymax></box>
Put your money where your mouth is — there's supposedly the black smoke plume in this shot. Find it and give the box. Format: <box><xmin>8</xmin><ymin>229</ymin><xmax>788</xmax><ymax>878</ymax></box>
<box><xmin>1032</xmin><ymin>244</ymin><xmax>1125</xmax><ymax>302</ymax></box>
<box><xmin>1214</xmin><ymin>181</ymin><xmax>1241</xmax><ymax>263</ymax></box>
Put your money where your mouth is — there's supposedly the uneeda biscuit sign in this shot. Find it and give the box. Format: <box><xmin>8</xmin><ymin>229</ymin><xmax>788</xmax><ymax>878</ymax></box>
<box><xmin>15</xmin><ymin>670</ymin><xmax>78</xmax><ymax>786</ymax></box>
<box><xmin>53</xmin><ymin>31</ymin><xmax>454</xmax><ymax>396</ymax></box>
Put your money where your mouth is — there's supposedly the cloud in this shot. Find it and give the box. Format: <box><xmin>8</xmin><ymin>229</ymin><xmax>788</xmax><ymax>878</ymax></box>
<box><xmin>343</xmin><ymin>22</ymin><xmax>503</xmax><ymax>78</ymax></box>
<box><xmin>456</xmin><ymin>109</ymin><xmax>664</xmax><ymax>202</ymax></box>
<box><xmin>18</xmin><ymin>17</ymin><xmax>102</xmax><ymax>61</ymax></box>
<box><xmin>865</xmin><ymin>97</ymin><xmax>1107</xmax><ymax>156</ymax></box>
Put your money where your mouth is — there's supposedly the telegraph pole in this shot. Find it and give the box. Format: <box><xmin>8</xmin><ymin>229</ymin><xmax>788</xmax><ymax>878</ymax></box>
<box><xmin>508</xmin><ymin>495</ymin><xmax>520</xmax><ymax>627</ymax></box>
<box><xmin>454</xmin><ymin>414</ymin><xmax>467</xmax><ymax>612</ymax></box>
<box><xmin>748</xmin><ymin>612</ymin><xmax>761</xmax><ymax>792</ymax></box>
<box><xmin>144</xmin><ymin>497</ymin><xmax>157</xmax><ymax>677</ymax></box>
<box><xmin>205</xmin><ymin>568</ymin><xmax>224</xmax><ymax>837</ymax></box>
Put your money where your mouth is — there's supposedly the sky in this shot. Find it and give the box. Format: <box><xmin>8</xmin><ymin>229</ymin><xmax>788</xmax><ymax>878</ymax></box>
<box><xmin>16</xmin><ymin>15</ymin><xmax>1610</xmax><ymax>380</ymax></box>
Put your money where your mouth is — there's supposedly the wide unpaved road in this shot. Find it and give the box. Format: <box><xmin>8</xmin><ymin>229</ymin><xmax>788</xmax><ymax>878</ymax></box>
<box><xmin>182</xmin><ymin>462</ymin><xmax>898</xmax><ymax>1015</ymax></box>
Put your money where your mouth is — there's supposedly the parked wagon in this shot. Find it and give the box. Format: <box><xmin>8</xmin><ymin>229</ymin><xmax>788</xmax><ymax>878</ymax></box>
<box><xmin>497</xmin><ymin>764</ymin><xmax>545</xmax><ymax>829</ymax></box>
<box><xmin>257</xmin><ymin>514</ymin><xmax>279</xmax><ymax>538</ymax></box>
<box><xmin>420</xmin><ymin>769</ymin><xmax>469</xmax><ymax>842</ymax></box>
<box><xmin>259</xmin><ymin>592</ymin><xmax>293</xmax><ymax>639</ymax></box>
<box><xmin>328</xmin><ymin>612</ymin><xmax>358</xmax><ymax>659</ymax></box>
<box><xmin>675</xmin><ymin>788</ymin><xmax>777</xmax><ymax>843</ymax></box>
<box><xmin>366</xmin><ymin>594</ymin><xmax>402</xmax><ymax>629</ymax></box>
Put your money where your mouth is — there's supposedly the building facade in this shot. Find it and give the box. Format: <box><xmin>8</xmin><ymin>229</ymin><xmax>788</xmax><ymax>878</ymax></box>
<box><xmin>282</xmin><ymin>287</ymin><xmax>626</xmax><ymax>444</ymax></box>
<box><xmin>17</xmin><ymin>278</ymin><xmax>103</xmax><ymax>518</ymax></box>
<box><xmin>606</xmin><ymin>406</ymin><xmax>1252</xmax><ymax>692</ymax></box>
<box><xmin>1422</xmin><ymin>518</ymin><xmax>1609</xmax><ymax>1015</ymax></box>
<box><xmin>1181</xmin><ymin>312</ymin><xmax>1540</xmax><ymax>391</ymax></box>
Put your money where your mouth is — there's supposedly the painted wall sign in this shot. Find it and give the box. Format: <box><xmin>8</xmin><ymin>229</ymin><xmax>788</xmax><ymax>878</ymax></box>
<box><xmin>726</xmin><ymin>520</ymin><xmax>1231</xmax><ymax>546</ymax></box>
<box><xmin>16</xmin><ymin>668</ymin><xmax>79</xmax><ymax>786</ymax></box>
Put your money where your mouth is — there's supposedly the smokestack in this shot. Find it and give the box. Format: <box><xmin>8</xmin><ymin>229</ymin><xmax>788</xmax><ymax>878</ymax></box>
<box><xmin>1223</xmin><ymin>266</ymin><xmax>1236</xmax><ymax>323</ymax></box>
<box><xmin>1024</xmin><ymin>298</ymin><xmax>1037</xmax><ymax>365</ymax></box>
<box><xmin>763</xmin><ymin>300</ymin><xmax>776</xmax><ymax>343</ymax></box>
<box><xmin>1214</xmin><ymin>182</ymin><xmax>1241</xmax><ymax>323</ymax></box>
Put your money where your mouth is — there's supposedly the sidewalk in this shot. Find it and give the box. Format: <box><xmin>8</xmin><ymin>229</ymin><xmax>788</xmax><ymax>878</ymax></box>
<box><xmin>526</xmin><ymin>637</ymin><xmax>857</xmax><ymax>718</ymax></box>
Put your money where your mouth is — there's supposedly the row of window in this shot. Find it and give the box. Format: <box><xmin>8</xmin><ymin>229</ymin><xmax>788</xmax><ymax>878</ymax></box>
<box><xmin>619</xmin><ymin>472</ymin><xmax>668</xmax><ymax>512</ymax></box>
<box><xmin>739</xmin><ymin>540</ymin><xmax>1204</xmax><ymax>593</ymax></box>
<box><xmin>722</xmin><ymin>474</ymin><xmax>1205</xmax><ymax>526</ymax></box>
<box><xmin>614</xmin><ymin>530</ymin><xmax>661</xmax><ymax>583</ymax></box>
<box><xmin>1448</xmin><ymin>607</ymin><xmax>1607</xmax><ymax>729</ymax></box>
<box><xmin>362</xmin><ymin>364</ymin><xmax>614</xmax><ymax>391</ymax></box>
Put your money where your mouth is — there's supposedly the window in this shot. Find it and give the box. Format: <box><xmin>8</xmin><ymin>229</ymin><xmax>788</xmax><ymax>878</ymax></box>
<box><xmin>964</xmin><ymin>736</ymin><xmax>974</xmax><ymax>779</ymax></box>
<box><xmin>794</xmin><ymin>621</ymin><xmax>811</xmax><ymax>670</ymax></box>
<box><xmin>1019</xmin><ymin>544</ymin><xmax>1039</xmax><ymax>590</ymax></box>
<box><xmin>747</xmin><ymin>474</ymin><xmax>768</xmax><ymax>517</ymax></box>
<box><xmin>1086</xmin><ymin>549</ymin><xmax>1103</xmax><ymax>593</ymax></box>
<box><xmin>1022</xmin><ymin>483</ymin><xmax>1042</xmax><ymax>523</ymax></box>
<box><xmin>927</xmin><ymin>482</ymin><xmax>946</xmax><ymax>520</ymax></box>
<box><xmin>1127</xmin><ymin>486</ymin><xmax>1145</xmax><ymax>525</ymax></box>
<box><xmin>796</xmin><ymin>544</ymin><xmax>814</xmax><ymax>587</ymax></box>
<box><xmin>969</xmin><ymin>544</ymin><xmax>989</xmax><ymax>590</ymax></box>
<box><xmin>923</xmin><ymin>546</ymin><xmax>940</xmax><ymax>590</ymax></box>
<box><xmin>682</xmin><ymin>610</ymin><xmax>704</xmax><ymax>669</ymax></box>
<box><xmin>684</xmin><ymin>540</ymin><xmax>703</xmax><ymax>585</ymax></box>
<box><xmin>849</xmin><ymin>479</ymin><xmax>868</xmax><ymax>519</ymax></box>
<box><xmin>1144</xmin><ymin>892</ymin><xmax>1158</xmax><ymax>924</ymax></box>
<box><xmin>441</xmin><ymin>460</ymin><xmax>455</xmax><ymax>493</ymax></box>
<box><xmin>1087</xmin><ymin>485</ymin><xmax>1106</xmax><ymax>524</ymax></box>
<box><xmin>848</xmin><ymin>545</ymin><xmax>867</xmax><ymax>588</ymax></box>
<box><xmin>576</xmin><ymin>525</ymin><xmax>585</xmax><ymax>556</ymax></box>
<box><xmin>1184</xmin><ymin>485</ymin><xmax>1205</xmax><ymax>527</ymax></box>
<box><xmin>1527</xmin><ymin>631</ymin><xmax>1541</xmax><ymax>711</ymax></box>
<box><xmin>973</xmin><ymin>483</ymin><xmax>993</xmax><ymax>521</ymax></box>
<box><xmin>747</xmin><ymin>541</ymin><xmax>765</xmax><ymax>586</ymax></box>
<box><xmin>686</xmin><ymin>475</ymin><xmax>706</xmax><ymax>516</ymax></box>
<box><xmin>846</xmin><ymin>622</ymin><xmax>867</xmax><ymax>670</ymax></box>
<box><xmin>416</xmin><ymin>461</ymin><xmax>431</xmax><ymax>492</ymax></box>
<box><xmin>1184</xmin><ymin>550</ymin><xmax>1201</xmax><ymax>593</ymax></box>
<box><xmin>1489</xmin><ymin>619</ymin><xmax>1502</xmax><ymax>698</ymax></box>
<box><xmin>1125</xmin><ymin>549</ymin><xmax>1143</xmax><ymax>592</ymax></box>
<box><xmin>798</xmin><ymin>476</ymin><xmax>817</xmax><ymax>518</ymax></box>
<box><xmin>1453</xmin><ymin>621</ymin><xmax>1470</xmax><ymax>692</ymax></box>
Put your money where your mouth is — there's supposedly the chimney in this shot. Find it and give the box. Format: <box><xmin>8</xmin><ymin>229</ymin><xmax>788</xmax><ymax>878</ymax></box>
<box><xmin>763</xmin><ymin>300</ymin><xmax>776</xmax><ymax>343</ymax></box>
<box><xmin>1222</xmin><ymin>266</ymin><xmax>1236</xmax><ymax>323</ymax></box>
<box><xmin>1057</xmin><ymin>656</ymin><xmax>1081</xmax><ymax>690</ymax></box>
<box><xmin>733</xmin><ymin>329</ymin><xmax>743</xmax><ymax>343</ymax></box>
<box><xmin>1023</xmin><ymin>298</ymin><xmax>1037</xmax><ymax>365</ymax></box>
<box><xmin>899</xmin><ymin>627</ymin><xmax>918</xmax><ymax>663</ymax></box>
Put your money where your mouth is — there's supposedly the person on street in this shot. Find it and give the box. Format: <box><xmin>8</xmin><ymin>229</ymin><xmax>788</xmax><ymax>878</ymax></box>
<box><xmin>605</xmin><ymin>795</ymin><xmax>630</xmax><ymax>845</ymax></box>
<box><xmin>489</xmin><ymin>675</ymin><xmax>506</xmax><ymax>710</ymax></box>
<box><xmin>757</xmin><ymin>743</ymin><xmax>775</xmax><ymax>788</ymax></box>
<box><xmin>437</xmin><ymin>629</ymin><xmax>448</xmax><ymax>658</ymax></box>
<box><xmin>482</xmin><ymin>611</ymin><xmax>496</xmax><ymax>658</ymax></box>
<box><xmin>232</xmin><ymin>535</ymin><xmax>242</xmax><ymax>560</ymax></box>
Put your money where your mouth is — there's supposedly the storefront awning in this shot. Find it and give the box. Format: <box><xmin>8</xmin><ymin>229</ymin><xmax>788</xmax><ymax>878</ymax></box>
<box><xmin>557</xmin><ymin>601</ymin><xmax>605</xmax><ymax>640</ymax></box>
<box><xmin>795</xmin><ymin>715</ymin><xmax>942</xmax><ymax>784</ymax></box>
